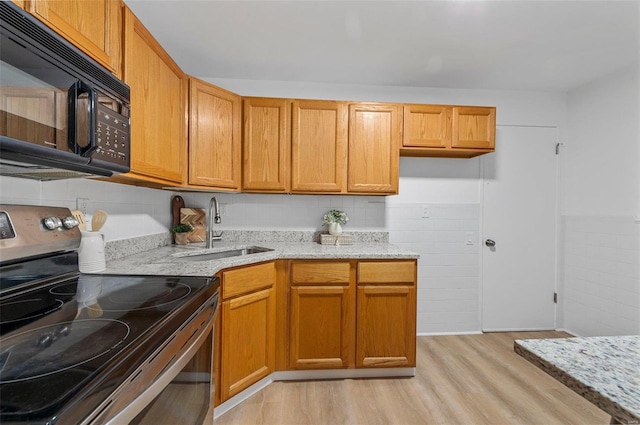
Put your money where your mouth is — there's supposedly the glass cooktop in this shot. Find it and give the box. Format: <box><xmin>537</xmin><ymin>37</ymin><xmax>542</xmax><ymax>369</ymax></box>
<box><xmin>0</xmin><ymin>270</ymin><xmax>218</xmax><ymax>424</ymax></box>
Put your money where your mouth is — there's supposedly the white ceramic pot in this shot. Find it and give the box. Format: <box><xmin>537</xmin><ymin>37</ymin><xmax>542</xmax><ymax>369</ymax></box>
<box><xmin>328</xmin><ymin>222</ymin><xmax>343</xmax><ymax>236</ymax></box>
<box><xmin>78</xmin><ymin>230</ymin><xmax>106</xmax><ymax>273</ymax></box>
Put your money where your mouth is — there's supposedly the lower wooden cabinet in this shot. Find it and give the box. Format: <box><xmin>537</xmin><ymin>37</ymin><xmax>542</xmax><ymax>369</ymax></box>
<box><xmin>217</xmin><ymin>262</ymin><xmax>276</xmax><ymax>404</ymax></box>
<box><xmin>215</xmin><ymin>258</ymin><xmax>416</xmax><ymax>407</ymax></box>
<box><xmin>287</xmin><ymin>260</ymin><xmax>416</xmax><ymax>370</ymax></box>
<box><xmin>356</xmin><ymin>261</ymin><xmax>417</xmax><ymax>368</ymax></box>
<box><xmin>289</xmin><ymin>262</ymin><xmax>355</xmax><ymax>369</ymax></box>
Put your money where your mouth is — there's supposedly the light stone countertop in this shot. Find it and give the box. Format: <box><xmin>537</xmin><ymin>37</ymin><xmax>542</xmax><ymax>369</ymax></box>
<box><xmin>102</xmin><ymin>241</ymin><xmax>419</xmax><ymax>278</ymax></box>
<box><xmin>515</xmin><ymin>335</ymin><xmax>640</xmax><ymax>424</ymax></box>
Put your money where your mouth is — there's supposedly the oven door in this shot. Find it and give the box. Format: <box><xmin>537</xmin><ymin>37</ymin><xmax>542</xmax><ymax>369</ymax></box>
<box><xmin>87</xmin><ymin>293</ymin><xmax>218</xmax><ymax>425</ymax></box>
<box><xmin>130</xmin><ymin>329</ymin><xmax>214</xmax><ymax>425</ymax></box>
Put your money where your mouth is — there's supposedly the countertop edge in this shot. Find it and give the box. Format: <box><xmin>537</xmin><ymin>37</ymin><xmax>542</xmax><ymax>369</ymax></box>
<box><xmin>514</xmin><ymin>340</ymin><xmax>639</xmax><ymax>424</ymax></box>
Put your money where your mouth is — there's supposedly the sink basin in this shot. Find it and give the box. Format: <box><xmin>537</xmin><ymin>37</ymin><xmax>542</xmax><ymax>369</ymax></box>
<box><xmin>178</xmin><ymin>246</ymin><xmax>274</xmax><ymax>262</ymax></box>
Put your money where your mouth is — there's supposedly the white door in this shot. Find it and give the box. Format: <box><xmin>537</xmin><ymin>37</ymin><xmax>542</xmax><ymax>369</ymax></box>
<box><xmin>482</xmin><ymin>126</ymin><xmax>558</xmax><ymax>331</ymax></box>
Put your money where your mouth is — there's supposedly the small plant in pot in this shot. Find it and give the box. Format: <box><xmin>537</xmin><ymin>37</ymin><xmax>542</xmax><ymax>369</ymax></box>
<box><xmin>171</xmin><ymin>224</ymin><xmax>193</xmax><ymax>245</ymax></box>
<box><xmin>323</xmin><ymin>209</ymin><xmax>349</xmax><ymax>235</ymax></box>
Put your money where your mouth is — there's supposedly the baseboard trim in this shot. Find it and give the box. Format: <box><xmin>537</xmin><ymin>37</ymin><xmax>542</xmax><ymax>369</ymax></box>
<box><xmin>214</xmin><ymin>375</ymin><xmax>275</xmax><ymax>419</ymax></box>
<box><xmin>214</xmin><ymin>367</ymin><xmax>416</xmax><ymax>420</ymax></box>
<box><xmin>417</xmin><ymin>331</ymin><xmax>483</xmax><ymax>336</ymax></box>
<box><xmin>556</xmin><ymin>328</ymin><xmax>580</xmax><ymax>337</ymax></box>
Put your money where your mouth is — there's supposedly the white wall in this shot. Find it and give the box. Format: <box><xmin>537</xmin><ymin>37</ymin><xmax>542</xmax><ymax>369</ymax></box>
<box><xmin>561</xmin><ymin>64</ymin><xmax>640</xmax><ymax>336</ymax></box>
<box><xmin>0</xmin><ymin>176</ymin><xmax>175</xmax><ymax>242</ymax></box>
<box><xmin>0</xmin><ymin>81</ymin><xmax>567</xmax><ymax>335</ymax></box>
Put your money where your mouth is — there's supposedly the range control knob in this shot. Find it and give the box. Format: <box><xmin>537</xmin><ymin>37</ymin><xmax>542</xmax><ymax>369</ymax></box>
<box><xmin>62</xmin><ymin>216</ymin><xmax>79</xmax><ymax>229</ymax></box>
<box><xmin>43</xmin><ymin>216</ymin><xmax>63</xmax><ymax>230</ymax></box>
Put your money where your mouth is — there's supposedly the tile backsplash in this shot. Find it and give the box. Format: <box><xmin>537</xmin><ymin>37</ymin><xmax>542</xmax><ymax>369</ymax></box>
<box><xmin>0</xmin><ymin>176</ymin><xmax>175</xmax><ymax>242</ymax></box>
<box><xmin>387</xmin><ymin>203</ymin><xmax>481</xmax><ymax>335</ymax></box>
<box><xmin>561</xmin><ymin>215</ymin><xmax>640</xmax><ymax>336</ymax></box>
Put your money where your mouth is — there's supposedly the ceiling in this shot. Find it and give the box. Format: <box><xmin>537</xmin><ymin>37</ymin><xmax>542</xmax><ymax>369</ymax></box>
<box><xmin>123</xmin><ymin>1</ymin><xmax>639</xmax><ymax>92</ymax></box>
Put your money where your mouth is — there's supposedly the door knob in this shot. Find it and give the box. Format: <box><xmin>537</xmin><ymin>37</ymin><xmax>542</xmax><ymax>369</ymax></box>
<box><xmin>485</xmin><ymin>239</ymin><xmax>496</xmax><ymax>247</ymax></box>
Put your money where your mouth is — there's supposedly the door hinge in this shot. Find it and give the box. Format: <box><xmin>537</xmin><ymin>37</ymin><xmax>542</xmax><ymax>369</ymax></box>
<box><xmin>553</xmin><ymin>292</ymin><xmax>558</xmax><ymax>303</ymax></box>
<box><xmin>555</xmin><ymin>143</ymin><xmax>563</xmax><ymax>155</ymax></box>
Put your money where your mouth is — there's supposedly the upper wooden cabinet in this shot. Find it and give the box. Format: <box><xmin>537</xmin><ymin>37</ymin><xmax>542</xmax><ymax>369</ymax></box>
<box><xmin>243</xmin><ymin>98</ymin><xmax>400</xmax><ymax>195</ymax></box>
<box><xmin>402</xmin><ymin>105</ymin><xmax>496</xmax><ymax>158</ymax></box>
<box><xmin>347</xmin><ymin>103</ymin><xmax>400</xmax><ymax>194</ymax></box>
<box><xmin>452</xmin><ymin>106</ymin><xmax>496</xmax><ymax>149</ymax></box>
<box><xmin>291</xmin><ymin>100</ymin><xmax>348</xmax><ymax>193</ymax></box>
<box><xmin>242</xmin><ymin>97</ymin><xmax>291</xmax><ymax>192</ymax></box>
<box><xmin>120</xmin><ymin>7</ymin><xmax>186</xmax><ymax>185</ymax></box>
<box><xmin>403</xmin><ymin>104</ymin><xmax>451</xmax><ymax>148</ymax></box>
<box><xmin>28</xmin><ymin>0</ymin><xmax>122</xmax><ymax>76</ymax></box>
<box><xmin>188</xmin><ymin>78</ymin><xmax>241</xmax><ymax>190</ymax></box>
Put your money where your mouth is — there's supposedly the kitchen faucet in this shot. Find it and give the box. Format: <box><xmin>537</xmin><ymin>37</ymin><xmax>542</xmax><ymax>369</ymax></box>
<box><xmin>206</xmin><ymin>196</ymin><xmax>223</xmax><ymax>247</ymax></box>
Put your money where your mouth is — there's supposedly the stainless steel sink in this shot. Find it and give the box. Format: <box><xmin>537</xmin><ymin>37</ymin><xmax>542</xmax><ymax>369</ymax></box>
<box><xmin>178</xmin><ymin>246</ymin><xmax>274</xmax><ymax>262</ymax></box>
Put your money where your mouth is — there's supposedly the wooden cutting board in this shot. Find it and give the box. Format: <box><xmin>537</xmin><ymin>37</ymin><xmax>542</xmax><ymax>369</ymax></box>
<box><xmin>171</xmin><ymin>196</ymin><xmax>185</xmax><ymax>244</ymax></box>
<box><xmin>180</xmin><ymin>208</ymin><xmax>206</xmax><ymax>242</ymax></box>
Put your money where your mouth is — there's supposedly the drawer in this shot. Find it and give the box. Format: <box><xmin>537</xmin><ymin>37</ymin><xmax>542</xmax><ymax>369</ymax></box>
<box><xmin>222</xmin><ymin>262</ymin><xmax>275</xmax><ymax>299</ymax></box>
<box><xmin>291</xmin><ymin>262</ymin><xmax>351</xmax><ymax>285</ymax></box>
<box><xmin>358</xmin><ymin>261</ymin><xmax>416</xmax><ymax>285</ymax></box>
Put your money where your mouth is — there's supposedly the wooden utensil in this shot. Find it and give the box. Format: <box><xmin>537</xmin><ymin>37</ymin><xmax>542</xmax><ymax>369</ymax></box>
<box><xmin>71</xmin><ymin>209</ymin><xmax>87</xmax><ymax>231</ymax></box>
<box><xmin>91</xmin><ymin>210</ymin><xmax>108</xmax><ymax>232</ymax></box>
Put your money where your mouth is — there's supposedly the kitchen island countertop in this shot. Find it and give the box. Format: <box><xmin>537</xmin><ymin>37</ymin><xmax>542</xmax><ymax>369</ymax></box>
<box><xmin>515</xmin><ymin>335</ymin><xmax>640</xmax><ymax>424</ymax></box>
<box><xmin>101</xmin><ymin>242</ymin><xmax>419</xmax><ymax>277</ymax></box>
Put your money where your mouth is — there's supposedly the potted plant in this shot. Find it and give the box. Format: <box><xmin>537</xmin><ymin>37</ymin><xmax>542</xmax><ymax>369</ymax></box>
<box><xmin>171</xmin><ymin>224</ymin><xmax>193</xmax><ymax>245</ymax></box>
<box><xmin>323</xmin><ymin>209</ymin><xmax>349</xmax><ymax>235</ymax></box>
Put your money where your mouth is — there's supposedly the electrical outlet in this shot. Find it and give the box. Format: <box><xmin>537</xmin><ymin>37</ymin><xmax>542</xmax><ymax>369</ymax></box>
<box><xmin>421</xmin><ymin>207</ymin><xmax>430</xmax><ymax>218</ymax></box>
<box><xmin>76</xmin><ymin>198</ymin><xmax>89</xmax><ymax>215</ymax></box>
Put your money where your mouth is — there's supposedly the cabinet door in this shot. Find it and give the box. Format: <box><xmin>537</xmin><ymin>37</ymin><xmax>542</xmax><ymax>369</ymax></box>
<box><xmin>242</xmin><ymin>97</ymin><xmax>290</xmax><ymax>192</ymax></box>
<box><xmin>289</xmin><ymin>261</ymin><xmax>354</xmax><ymax>369</ymax></box>
<box><xmin>188</xmin><ymin>78</ymin><xmax>241</xmax><ymax>189</ymax></box>
<box><xmin>290</xmin><ymin>285</ymin><xmax>354</xmax><ymax>369</ymax></box>
<box><xmin>221</xmin><ymin>287</ymin><xmax>276</xmax><ymax>400</ymax></box>
<box><xmin>123</xmin><ymin>7</ymin><xmax>186</xmax><ymax>184</ymax></box>
<box><xmin>291</xmin><ymin>100</ymin><xmax>347</xmax><ymax>193</ymax></box>
<box><xmin>30</xmin><ymin>0</ymin><xmax>121</xmax><ymax>75</ymax></box>
<box><xmin>356</xmin><ymin>261</ymin><xmax>416</xmax><ymax>368</ymax></box>
<box><xmin>347</xmin><ymin>103</ymin><xmax>400</xmax><ymax>194</ymax></box>
<box><xmin>356</xmin><ymin>285</ymin><xmax>416</xmax><ymax>368</ymax></box>
<box><xmin>452</xmin><ymin>106</ymin><xmax>496</xmax><ymax>149</ymax></box>
<box><xmin>403</xmin><ymin>104</ymin><xmax>451</xmax><ymax>148</ymax></box>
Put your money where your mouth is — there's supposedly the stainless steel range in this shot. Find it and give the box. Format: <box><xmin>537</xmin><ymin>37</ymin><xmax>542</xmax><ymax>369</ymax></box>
<box><xmin>0</xmin><ymin>205</ymin><xmax>219</xmax><ymax>425</ymax></box>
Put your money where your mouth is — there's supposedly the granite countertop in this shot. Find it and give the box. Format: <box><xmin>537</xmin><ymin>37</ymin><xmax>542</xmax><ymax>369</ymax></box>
<box><xmin>102</xmin><ymin>241</ymin><xmax>419</xmax><ymax>277</ymax></box>
<box><xmin>515</xmin><ymin>335</ymin><xmax>640</xmax><ymax>424</ymax></box>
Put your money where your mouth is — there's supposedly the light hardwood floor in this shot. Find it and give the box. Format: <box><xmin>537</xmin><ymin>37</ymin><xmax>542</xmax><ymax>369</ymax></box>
<box><xmin>215</xmin><ymin>331</ymin><xmax>611</xmax><ymax>425</ymax></box>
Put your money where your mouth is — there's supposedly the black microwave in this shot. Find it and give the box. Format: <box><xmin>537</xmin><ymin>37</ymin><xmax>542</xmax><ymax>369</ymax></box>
<box><xmin>0</xmin><ymin>2</ymin><xmax>130</xmax><ymax>180</ymax></box>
